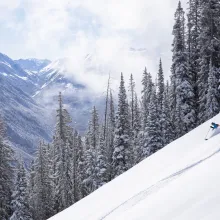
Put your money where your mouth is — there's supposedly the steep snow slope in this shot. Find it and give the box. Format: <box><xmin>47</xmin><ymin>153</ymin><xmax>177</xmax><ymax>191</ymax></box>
<box><xmin>50</xmin><ymin>114</ymin><xmax>220</xmax><ymax>220</ymax></box>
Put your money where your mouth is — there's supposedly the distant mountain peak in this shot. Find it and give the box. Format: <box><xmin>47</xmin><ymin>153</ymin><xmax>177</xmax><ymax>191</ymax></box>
<box><xmin>14</xmin><ymin>58</ymin><xmax>51</xmax><ymax>73</ymax></box>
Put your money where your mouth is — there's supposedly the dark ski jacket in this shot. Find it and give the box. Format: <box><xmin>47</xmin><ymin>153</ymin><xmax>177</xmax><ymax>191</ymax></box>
<box><xmin>211</xmin><ymin>122</ymin><xmax>219</xmax><ymax>129</ymax></box>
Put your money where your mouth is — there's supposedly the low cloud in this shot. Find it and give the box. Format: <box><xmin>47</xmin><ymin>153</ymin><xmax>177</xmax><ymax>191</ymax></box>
<box><xmin>0</xmin><ymin>0</ymin><xmax>188</xmax><ymax>94</ymax></box>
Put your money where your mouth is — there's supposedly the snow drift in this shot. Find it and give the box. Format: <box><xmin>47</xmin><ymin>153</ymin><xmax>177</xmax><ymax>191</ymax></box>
<box><xmin>49</xmin><ymin>113</ymin><xmax>220</xmax><ymax>220</ymax></box>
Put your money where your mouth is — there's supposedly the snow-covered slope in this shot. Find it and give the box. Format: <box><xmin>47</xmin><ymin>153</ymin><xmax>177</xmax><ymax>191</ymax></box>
<box><xmin>50</xmin><ymin>114</ymin><xmax>220</xmax><ymax>220</ymax></box>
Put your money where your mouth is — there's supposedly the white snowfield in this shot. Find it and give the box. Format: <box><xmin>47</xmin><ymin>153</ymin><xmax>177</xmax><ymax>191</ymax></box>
<box><xmin>49</xmin><ymin>114</ymin><xmax>220</xmax><ymax>220</ymax></box>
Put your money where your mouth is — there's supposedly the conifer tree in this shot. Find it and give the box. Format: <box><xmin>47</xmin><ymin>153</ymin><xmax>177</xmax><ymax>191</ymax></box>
<box><xmin>170</xmin><ymin>65</ymin><xmax>177</xmax><ymax>137</ymax></box>
<box><xmin>106</xmin><ymin>91</ymin><xmax>115</xmax><ymax>181</ymax></box>
<box><xmin>143</xmin><ymin>86</ymin><xmax>163</xmax><ymax>156</ymax></box>
<box><xmin>133</xmin><ymin>93</ymin><xmax>142</xmax><ymax>164</ymax></box>
<box><xmin>172</xmin><ymin>1</ymin><xmax>196</xmax><ymax>135</ymax></box>
<box><xmin>10</xmin><ymin>160</ymin><xmax>32</xmax><ymax>220</ymax></box>
<box><xmin>26</xmin><ymin>161</ymin><xmax>36</xmax><ymax>219</ymax></box>
<box><xmin>75</xmin><ymin>135</ymin><xmax>84</xmax><ymax>201</ymax></box>
<box><xmin>33</xmin><ymin>141</ymin><xmax>53</xmax><ymax>219</ymax></box>
<box><xmin>198</xmin><ymin>0</ymin><xmax>220</xmax><ymax>122</ymax></box>
<box><xmin>157</xmin><ymin>59</ymin><xmax>165</xmax><ymax>111</ymax></box>
<box><xmin>206</xmin><ymin>62</ymin><xmax>219</xmax><ymax>119</ymax></box>
<box><xmin>53</xmin><ymin>92</ymin><xmax>74</xmax><ymax>212</ymax></box>
<box><xmin>129</xmin><ymin>74</ymin><xmax>135</xmax><ymax>129</ymax></box>
<box><xmin>83</xmin><ymin>107</ymin><xmax>100</xmax><ymax>194</ymax></box>
<box><xmin>141</xmin><ymin>68</ymin><xmax>153</xmax><ymax>128</ymax></box>
<box><xmin>112</xmin><ymin>73</ymin><xmax>131</xmax><ymax>178</ymax></box>
<box><xmin>141</xmin><ymin>71</ymin><xmax>154</xmax><ymax>159</ymax></box>
<box><xmin>72</xmin><ymin>130</ymin><xmax>78</xmax><ymax>202</ymax></box>
<box><xmin>128</xmin><ymin>74</ymin><xmax>138</xmax><ymax>166</ymax></box>
<box><xmin>187</xmin><ymin>0</ymin><xmax>201</xmax><ymax>124</ymax></box>
<box><xmin>83</xmin><ymin>137</ymin><xmax>96</xmax><ymax>195</ymax></box>
<box><xmin>88</xmin><ymin>106</ymin><xmax>100</xmax><ymax>150</ymax></box>
<box><xmin>81</xmin><ymin>136</ymin><xmax>90</xmax><ymax>198</ymax></box>
<box><xmin>0</xmin><ymin>118</ymin><xmax>14</xmax><ymax>220</ymax></box>
<box><xmin>104</xmin><ymin>75</ymin><xmax>110</xmax><ymax>139</ymax></box>
<box><xmin>96</xmin><ymin>125</ymin><xmax>108</xmax><ymax>188</ymax></box>
<box><xmin>55</xmin><ymin>139</ymin><xmax>73</xmax><ymax>212</ymax></box>
<box><xmin>161</xmin><ymin>83</ymin><xmax>175</xmax><ymax>145</ymax></box>
<box><xmin>157</xmin><ymin>59</ymin><xmax>165</xmax><ymax>146</ymax></box>
<box><xmin>175</xmin><ymin>102</ymin><xmax>184</xmax><ymax>138</ymax></box>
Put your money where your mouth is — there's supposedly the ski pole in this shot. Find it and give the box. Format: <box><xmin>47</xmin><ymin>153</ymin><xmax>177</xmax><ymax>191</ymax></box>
<box><xmin>205</xmin><ymin>127</ymin><xmax>212</xmax><ymax>140</ymax></box>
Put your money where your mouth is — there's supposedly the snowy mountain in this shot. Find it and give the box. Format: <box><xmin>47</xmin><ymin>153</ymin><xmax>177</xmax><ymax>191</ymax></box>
<box><xmin>0</xmin><ymin>53</ymin><xmax>39</xmax><ymax>94</ymax></box>
<box><xmin>15</xmin><ymin>58</ymin><xmax>51</xmax><ymax>74</ymax></box>
<box><xmin>0</xmin><ymin>53</ymin><xmax>52</xmax><ymax>160</ymax></box>
<box><xmin>33</xmin><ymin>58</ymin><xmax>85</xmax><ymax>96</ymax></box>
<box><xmin>50</xmin><ymin>114</ymin><xmax>220</xmax><ymax>220</ymax></box>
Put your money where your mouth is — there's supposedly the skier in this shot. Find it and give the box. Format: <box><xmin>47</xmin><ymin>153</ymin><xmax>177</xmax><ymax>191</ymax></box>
<box><xmin>205</xmin><ymin>122</ymin><xmax>219</xmax><ymax>140</ymax></box>
<box><xmin>210</xmin><ymin>122</ymin><xmax>219</xmax><ymax>129</ymax></box>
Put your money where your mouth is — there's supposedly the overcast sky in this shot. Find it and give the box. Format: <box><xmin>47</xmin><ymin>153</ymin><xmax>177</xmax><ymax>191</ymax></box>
<box><xmin>0</xmin><ymin>0</ymin><xmax>187</xmax><ymax>93</ymax></box>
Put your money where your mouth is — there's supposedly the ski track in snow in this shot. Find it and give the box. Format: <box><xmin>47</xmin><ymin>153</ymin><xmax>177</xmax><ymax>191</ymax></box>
<box><xmin>99</xmin><ymin>147</ymin><xmax>220</xmax><ymax>220</ymax></box>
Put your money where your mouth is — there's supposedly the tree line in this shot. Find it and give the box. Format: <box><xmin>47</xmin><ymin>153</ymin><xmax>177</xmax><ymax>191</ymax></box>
<box><xmin>0</xmin><ymin>0</ymin><xmax>220</xmax><ymax>219</ymax></box>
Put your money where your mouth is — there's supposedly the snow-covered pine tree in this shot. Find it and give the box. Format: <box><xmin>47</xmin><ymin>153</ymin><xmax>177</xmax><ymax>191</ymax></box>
<box><xmin>26</xmin><ymin>160</ymin><xmax>36</xmax><ymax>219</ymax></box>
<box><xmin>141</xmin><ymin>68</ymin><xmax>153</xmax><ymax>129</ymax></box>
<box><xmin>53</xmin><ymin>92</ymin><xmax>74</xmax><ymax>212</ymax></box>
<box><xmin>72</xmin><ymin>130</ymin><xmax>78</xmax><ymax>202</ymax></box>
<box><xmin>206</xmin><ymin>62</ymin><xmax>219</xmax><ymax>119</ymax></box>
<box><xmin>129</xmin><ymin>74</ymin><xmax>135</xmax><ymax>130</ymax></box>
<box><xmin>88</xmin><ymin>106</ymin><xmax>100</xmax><ymax>150</ymax></box>
<box><xmin>161</xmin><ymin>82</ymin><xmax>175</xmax><ymax>145</ymax></box>
<box><xmin>187</xmin><ymin>0</ymin><xmax>202</xmax><ymax>124</ymax></box>
<box><xmin>55</xmin><ymin>92</ymin><xmax>73</xmax><ymax>143</ymax></box>
<box><xmin>106</xmin><ymin>91</ymin><xmax>115</xmax><ymax>181</ymax></box>
<box><xmin>83</xmin><ymin>140</ymin><xmax>96</xmax><ymax>195</ymax></box>
<box><xmin>104</xmin><ymin>75</ymin><xmax>110</xmax><ymax>139</ymax></box>
<box><xmin>47</xmin><ymin>140</ymin><xmax>57</xmax><ymax>216</ymax></box>
<box><xmin>143</xmin><ymin>86</ymin><xmax>163</xmax><ymax>156</ymax></box>
<box><xmin>0</xmin><ymin>118</ymin><xmax>14</xmax><ymax>220</ymax></box>
<box><xmin>128</xmin><ymin>74</ymin><xmax>137</xmax><ymax>166</ymax></box>
<box><xmin>198</xmin><ymin>0</ymin><xmax>220</xmax><ymax>123</ymax></box>
<box><xmin>75</xmin><ymin>134</ymin><xmax>84</xmax><ymax>201</ymax></box>
<box><xmin>112</xmin><ymin>73</ymin><xmax>132</xmax><ymax>178</ymax></box>
<box><xmin>96</xmin><ymin>125</ymin><xmax>108</xmax><ymax>188</ymax></box>
<box><xmin>54</xmin><ymin>139</ymin><xmax>73</xmax><ymax>212</ymax></box>
<box><xmin>10</xmin><ymin>159</ymin><xmax>32</xmax><ymax>220</ymax></box>
<box><xmin>82</xmin><ymin>136</ymin><xmax>93</xmax><ymax>196</ymax></box>
<box><xmin>72</xmin><ymin>130</ymin><xmax>86</xmax><ymax>202</ymax></box>
<box><xmin>44</xmin><ymin>143</ymin><xmax>57</xmax><ymax>218</ymax></box>
<box><xmin>157</xmin><ymin>59</ymin><xmax>165</xmax><ymax>146</ymax></box>
<box><xmin>172</xmin><ymin>1</ymin><xmax>196</xmax><ymax>135</ymax></box>
<box><xmin>157</xmin><ymin>59</ymin><xmax>165</xmax><ymax>111</ymax></box>
<box><xmin>141</xmin><ymin>70</ymin><xmax>154</xmax><ymax>159</ymax></box>
<box><xmin>133</xmin><ymin>93</ymin><xmax>142</xmax><ymax>164</ymax></box>
<box><xmin>32</xmin><ymin>141</ymin><xmax>53</xmax><ymax>220</ymax></box>
<box><xmin>169</xmin><ymin>64</ymin><xmax>177</xmax><ymax>138</ymax></box>
<box><xmin>82</xmin><ymin>106</ymin><xmax>100</xmax><ymax>194</ymax></box>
